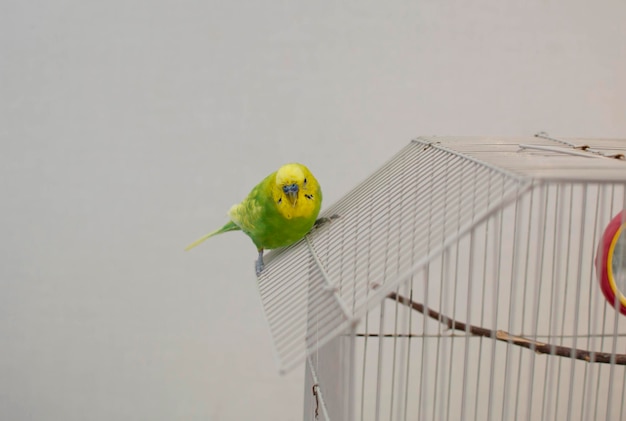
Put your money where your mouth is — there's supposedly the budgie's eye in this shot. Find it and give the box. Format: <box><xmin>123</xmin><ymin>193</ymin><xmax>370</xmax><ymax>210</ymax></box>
<box><xmin>303</xmin><ymin>178</ymin><xmax>307</xmax><ymax>187</ymax></box>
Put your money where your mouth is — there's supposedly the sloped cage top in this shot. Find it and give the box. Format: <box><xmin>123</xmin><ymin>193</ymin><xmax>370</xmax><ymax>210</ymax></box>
<box><xmin>256</xmin><ymin>136</ymin><xmax>626</xmax><ymax>373</ymax></box>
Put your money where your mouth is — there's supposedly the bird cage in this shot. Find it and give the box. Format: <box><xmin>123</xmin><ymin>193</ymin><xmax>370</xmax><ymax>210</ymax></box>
<box><xmin>256</xmin><ymin>135</ymin><xmax>626</xmax><ymax>421</ymax></box>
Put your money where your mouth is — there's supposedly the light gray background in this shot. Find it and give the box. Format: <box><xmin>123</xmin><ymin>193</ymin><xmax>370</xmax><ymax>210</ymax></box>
<box><xmin>1</xmin><ymin>1</ymin><xmax>625</xmax><ymax>420</ymax></box>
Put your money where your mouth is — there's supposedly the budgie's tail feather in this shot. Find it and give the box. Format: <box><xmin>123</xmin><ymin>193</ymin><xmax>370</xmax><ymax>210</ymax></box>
<box><xmin>185</xmin><ymin>221</ymin><xmax>240</xmax><ymax>251</ymax></box>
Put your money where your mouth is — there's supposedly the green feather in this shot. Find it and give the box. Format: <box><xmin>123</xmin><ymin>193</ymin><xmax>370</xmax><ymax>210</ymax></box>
<box><xmin>184</xmin><ymin>220</ymin><xmax>240</xmax><ymax>251</ymax></box>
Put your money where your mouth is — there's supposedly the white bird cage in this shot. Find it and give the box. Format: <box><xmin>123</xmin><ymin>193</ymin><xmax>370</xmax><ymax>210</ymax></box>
<box><xmin>256</xmin><ymin>135</ymin><xmax>626</xmax><ymax>421</ymax></box>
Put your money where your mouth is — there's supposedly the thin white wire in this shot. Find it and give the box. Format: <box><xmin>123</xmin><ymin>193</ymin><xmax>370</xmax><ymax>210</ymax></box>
<box><xmin>420</xmin><ymin>264</ymin><xmax>431</xmax><ymax>421</ymax></box>
<box><xmin>534</xmin><ymin>131</ymin><xmax>578</xmax><ymax>148</ymax></box>
<box><xmin>543</xmin><ymin>185</ymin><xmax>561</xmax><ymax>420</ymax></box>
<box><xmin>491</xmin><ymin>179</ymin><xmax>504</xmax><ymax>421</ymax></box>
<box><xmin>460</xmin><ymin>163</ymin><xmax>480</xmax><ymax>419</ymax></box>
<box><xmin>428</xmin><ymin>154</ymin><xmax>450</xmax><ymax>421</ymax></box>
<box><xmin>306</xmin><ymin>355</ymin><xmax>331</xmax><ymax>421</ymax></box>
<box><xmin>566</xmin><ymin>184</ymin><xmax>589</xmax><ymax>421</ymax></box>
<box><xmin>487</xmin><ymin>178</ymin><xmax>505</xmax><ymax>421</ymax></box>
<box><xmin>434</xmin><ymin>257</ymin><xmax>447</xmax><ymax>421</ymax></box>
<box><xmin>475</xmin><ymin>171</ymin><xmax>496</xmax><ymax>421</ymax></box>
<box><xmin>389</xmin><ymin>291</ymin><xmax>400</xmax><ymax>421</ymax></box>
<box><xmin>501</xmin><ymin>185</ymin><xmax>523</xmax><ymax>421</ymax></box>
<box><xmin>374</xmin><ymin>301</ymin><xmax>385</xmax><ymax>421</ymax></box>
<box><xmin>359</xmin><ymin>311</ymin><xmax>369</xmax><ymax>421</ymax></box>
<box><xmin>525</xmin><ymin>183</ymin><xmax>549</xmax><ymax>421</ymax></box>
<box><xmin>514</xmin><ymin>184</ymin><xmax>535</xmax><ymax>419</ymax></box>
<box><xmin>445</xmin><ymin>156</ymin><xmax>463</xmax><ymax>421</ymax></box>
<box><xmin>345</xmin><ymin>327</ymin><xmax>356</xmax><ymax>421</ymax></box>
<box><xmin>460</xmin><ymin>228</ymin><xmax>475</xmax><ymax>420</ymax></box>
<box><xmin>401</xmin><ymin>279</ymin><xmax>413</xmax><ymax>421</ymax></box>
<box><xmin>542</xmin><ymin>184</ymin><xmax>565</xmax><ymax>421</ymax></box>
<box><xmin>552</xmin><ymin>183</ymin><xmax>574</xmax><ymax>421</ymax></box>
<box><xmin>588</xmin><ymin>186</ymin><xmax>604</xmax><ymax>421</ymax></box>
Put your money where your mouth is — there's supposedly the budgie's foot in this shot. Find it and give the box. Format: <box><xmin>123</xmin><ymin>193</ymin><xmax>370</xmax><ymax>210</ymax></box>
<box><xmin>255</xmin><ymin>249</ymin><xmax>265</xmax><ymax>276</ymax></box>
<box><xmin>314</xmin><ymin>214</ymin><xmax>340</xmax><ymax>229</ymax></box>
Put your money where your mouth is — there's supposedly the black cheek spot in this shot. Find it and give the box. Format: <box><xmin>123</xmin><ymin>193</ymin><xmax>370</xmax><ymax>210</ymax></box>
<box><xmin>278</xmin><ymin>198</ymin><xmax>282</xmax><ymax>204</ymax></box>
<box><xmin>305</xmin><ymin>194</ymin><xmax>313</xmax><ymax>200</ymax></box>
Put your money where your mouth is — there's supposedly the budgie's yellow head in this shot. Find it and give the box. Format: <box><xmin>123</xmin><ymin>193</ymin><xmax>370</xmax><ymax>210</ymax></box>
<box><xmin>273</xmin><ymin>163</ymin><xmax>322</xmax><ymax>220</ymax></box>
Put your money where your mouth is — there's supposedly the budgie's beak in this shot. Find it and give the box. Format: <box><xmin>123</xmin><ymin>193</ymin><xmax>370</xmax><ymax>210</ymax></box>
<box><xmin>283</xmin><ymin>183</ymin><xmax>299</xmax><ymax>207</ymax></box>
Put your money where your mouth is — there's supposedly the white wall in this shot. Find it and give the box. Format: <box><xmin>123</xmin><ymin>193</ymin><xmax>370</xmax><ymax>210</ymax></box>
<box><xmin>1</xmin><ymin>1</ymin><xmax>625</xmax><ymax>420</ymax></box>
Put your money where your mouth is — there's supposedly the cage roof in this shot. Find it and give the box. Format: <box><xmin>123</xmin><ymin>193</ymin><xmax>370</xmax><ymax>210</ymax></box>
<box><xmin>256</xmin><ymin>135</ymin><xmax>626</xmax><ymax>373</ymax></box>
<box><xmin>435</xmin><ymin>134</ymin><xmax>626</xmax><ymax>182</ymax></box>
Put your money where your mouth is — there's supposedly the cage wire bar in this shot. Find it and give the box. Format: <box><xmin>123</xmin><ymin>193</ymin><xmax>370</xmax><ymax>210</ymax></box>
<box><xmin>256</xmin><ymin>136</ymin><xmax>626</xmax><ymax>421</ymax></box>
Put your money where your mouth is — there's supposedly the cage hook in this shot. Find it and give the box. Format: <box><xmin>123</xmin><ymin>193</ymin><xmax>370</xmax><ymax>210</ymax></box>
<box><xmin>312</xmin><ymin>383</ymin><xmax>320</xmax><ymax>419</ymax></box>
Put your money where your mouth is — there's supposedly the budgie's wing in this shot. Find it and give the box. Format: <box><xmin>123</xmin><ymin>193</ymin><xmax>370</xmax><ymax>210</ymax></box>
<box><xmin>227</xmin><ymin>196</ymin><xmax>264</xmax><ymax>236</ymax></box>
<box><xmin>227</xmin><ymin>173</ymin><xmax>274</xmax><ymax>237</ymax></box>
<box><xmin>185</xmin><ymin>220</ymin><xmax>240</xmax><ymax>251</ymax></box>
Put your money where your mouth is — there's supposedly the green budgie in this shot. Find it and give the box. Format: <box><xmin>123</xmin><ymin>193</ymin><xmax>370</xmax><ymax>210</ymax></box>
<box><xmin>186</xmin><ymin>163</ymin><xmax>323</xmax><ymax>274</ymax></box>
